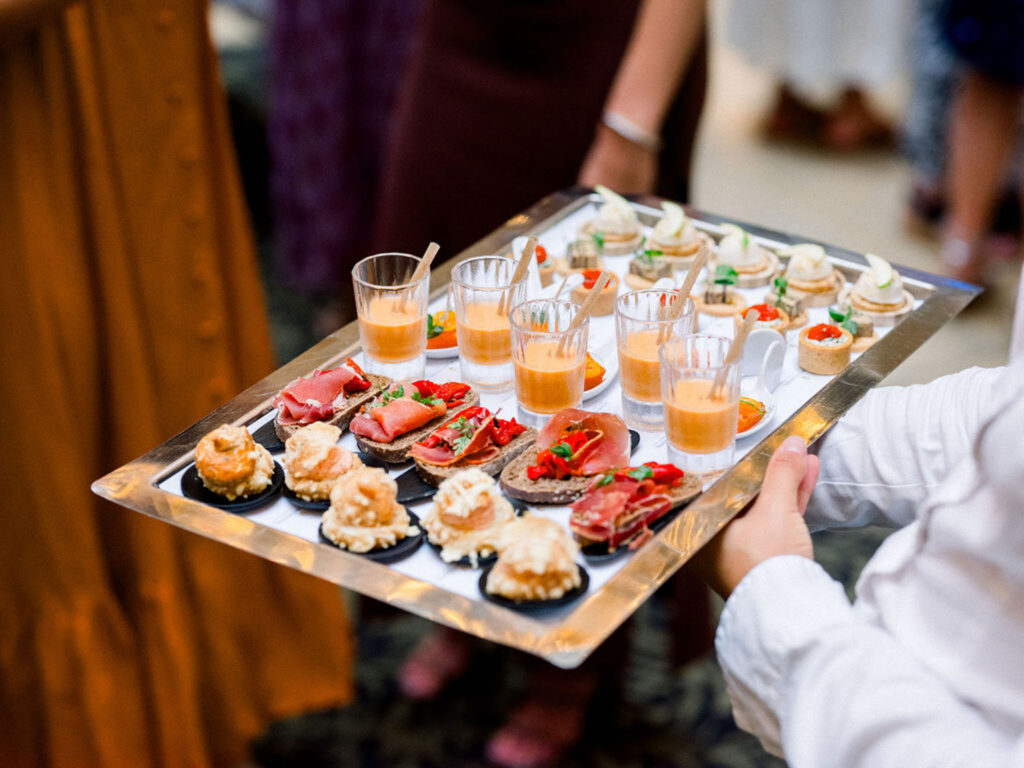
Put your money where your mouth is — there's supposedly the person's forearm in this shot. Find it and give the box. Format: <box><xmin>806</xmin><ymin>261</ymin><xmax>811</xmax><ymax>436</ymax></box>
<box><xmin>0</xmin><ymin>0</ymin><xmax>70</xmax><ymax>41</ymax></box>
<box><xmin>602</xmin><ymin>0</ymin><xmax>706</xmax><ymax>137</ymax></box>
<box><xmin>717</xmin><ymin>557</ymin><xmax>1019</xmax><ymax>767</ymax></box>
<box><xmin>805</xmin><ymin>365</ymin><xmax>1004</xmax><ymax>531</ymax></box>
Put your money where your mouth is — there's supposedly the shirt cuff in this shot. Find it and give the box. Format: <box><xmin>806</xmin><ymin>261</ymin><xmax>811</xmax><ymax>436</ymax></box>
<box><xmin>715</xmin><ymin>556</ymin><xmax>854</xmax><ymax>753</ymax></box>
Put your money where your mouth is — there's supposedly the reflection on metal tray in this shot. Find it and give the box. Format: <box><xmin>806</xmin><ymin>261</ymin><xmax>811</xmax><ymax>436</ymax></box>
<box><xmin>92</xmin><ymin>187</ymin><xmax>979</xmax><ymax>669</ymax></box>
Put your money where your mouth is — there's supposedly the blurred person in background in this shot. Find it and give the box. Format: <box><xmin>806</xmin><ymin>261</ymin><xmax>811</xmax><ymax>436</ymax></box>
<box><xmin>903</xmin><ymin>0</ymin><xmax>1022</xmax><ymax>255</ymax></box>
<box><xmin>941</xmin><ymin>0</ymin><xmax>1024</xmax><ymax>285</ymax></box>
<box><xmin>373</xmin><ymin>0</ymin><xmax>708</xmax><ymax>254</ymax></box>
<box><xmin>373</xmin><ymin>2</ymin><xmax>711</xmax><ymax>766</ymax></box>
<box><xmin>268</xmin><ymin>0</ymin><xmax>424</xmax><ymax>331</ymax></box>
<box><xmin>0</xmin><ymin>1</ymin><xmax>354</xmax><ymax>766</ymax></box>
<box><xmin>728</xmin><ymin>0</ymin><xmax>910</xmax><ymax>150</ymax></box>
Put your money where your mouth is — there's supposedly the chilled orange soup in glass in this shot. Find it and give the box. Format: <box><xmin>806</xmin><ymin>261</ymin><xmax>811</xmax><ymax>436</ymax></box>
<box><xmin>451</xmin><ymin>255</ymin><xmax>527</xmax><ymax>391</ymax></box>
<box><xmin>510</xmin><ymin>299</ymin><xmax>589</xmax><ymax>426</ymax></box>
<box><xmin>352</xmin><ymin>252</ymin><xmax>429</xmax><ymax>380</ymax></box>
<box><xmin>615</xmin><ymin>290</ymin><xmax>696</xmax><ymax>430</ymax></box>
<box><xmin>658</xmin><ymin>334</ymin><xmax>740</xmax><ymax>478</ymax></box>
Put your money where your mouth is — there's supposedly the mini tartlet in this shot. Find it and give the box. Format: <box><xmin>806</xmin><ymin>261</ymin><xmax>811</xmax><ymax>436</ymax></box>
<box><xmin>320</xmin><ymin>466</ymin><xmax>416</xmax><ymax>553</ymax></box>
<box><xmin>283</xmin><ymin>422</ymin><xmax>362</xmax><ymax>502</ymax></box>
<box><xmin>421</xmin><ymin>468</ymin><xmax>516</xmax><ymax>566</ymax></box>
<box><xmin>579</xmin><ymin>185</ymin><xmax>643</xmax><ymax>255</ymax></box>
<box><xmin>829</xmin><ymin>304</ymin><xmax>878</xmax><ymax>352</ymax></box>
<box><xmin>555</xmin><ymin>239</ymin><xmax>604</xmax><ymax>276</ymax></box>
<box><xmin>649</xmin><ymin>201</ymin><xmax>708</xmax><ymax>267</ymax></box>
<box><xmin>570</xmin><ymin>270</ymin><xmax>619</xmax><ymax>316</ymax></box>
<box><xmin>763</xmin><ymin>277</ymin><xmax>808</xmax><ymax>329</ymax></box>
<box><xmin>779</xmin><ymin>244</ymin><xmax>844</xmax><ymax>307</ymax></box>
<box><xmin>735</xmin><ymin>303</ymin><xmax>790</xmax><ymax>338</ymax></box>
<box><xmin>625</xmin><ymin>248</ymin><xmax>673</xmax><ymax>289</ymax></box>
<box><xmin>843</xmin><ymin>254</ymin><xmax>913</xmax><ymax>325</ymax></box>
<box><xmin>711</xmin><ymin>224</ymin><xmax>779</xmax><ymax>288</ymax></box>
<box><xmin>694</xmin><ymin>278</ymin><xmax>748</xmax><ymax>318</ymax></box>
<box><xmin>798</xmin><ymin>324</ymin><xmax>853</xmax><ymax>375</ymax></box>
<box><xmin>484</xmin><ymin>517</ymin><xmax>582</xmax><ymax>602</ymax></box>
<box><xmin>195</xmin><ymin>424</ymin><xmax>274</xmax><ymax>501</ymax></box>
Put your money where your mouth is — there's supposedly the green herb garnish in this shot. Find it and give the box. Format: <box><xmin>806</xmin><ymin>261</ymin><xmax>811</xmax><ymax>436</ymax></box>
<box><xmin>627</xmin><ymin>465</ymin><xmax>654</xmax><ymax>481</ymax></box>
<box><xmin>411</xmin><ymin>390</ymin><xmax>441</xmax><ymax>407</ymax></box>
<box><xmin>742</xmin><ymin>229</ymin><xmax>750</xmax><ymax>248</ymax></box>
<box><xmin>714</xmin><ymin>264</ymin><xmax>738</xmax><ymax>286</ymax></box>
<box><xmin>550</xmin><ymin>442</ymin><xmax>573</xmax><ymax>459</ymax></box>
<box><xmin>592</xmin><ymin>231</ymin><xmax>605</xmax><ymax>251</ymax></box>
<box><xmin>379</xmin><ymin>384</ymin><xmax>404</xmax><ymax>405</ymax></box>
<box><xmin>426</xmin><ymin>314</ymin><xmax>445</xmax><ymax>339</ymax></box>
<box><xmin>828</xmin><ymin>306</ymin><xmax>859</xmax><ymax>335</ymax></box>
<box><xmin>773</xmin><ymin>276</ymin><xmax>788</xmax><ymax>296</ymax></box>
<box><xmin>596</xmin><ymin>474</ymin><xmax>614</xmax><ymax>487</ymax></box>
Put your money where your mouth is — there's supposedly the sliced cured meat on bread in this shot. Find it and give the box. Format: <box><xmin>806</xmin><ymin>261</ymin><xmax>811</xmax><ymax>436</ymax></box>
<box><xmin>414</xmin><ymin>427</ymin><xmax>536</xmax><ymax>487</ymax></box>
<box><xmin>273</xmin><ymin>366</ymin><xmax>390</xmax><ymax>442</ymax></box>
<box><xmin>353</xmin><ymin>389</ymin><xmax>481</xmax><ymax>464</ymax></box>
<box><xmin>500</xmin><ymin>409</ymin><xmax>640</xmax><ymax>504</ymax></box>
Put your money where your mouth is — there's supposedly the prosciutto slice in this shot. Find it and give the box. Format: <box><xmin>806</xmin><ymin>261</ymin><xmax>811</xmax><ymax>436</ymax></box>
<box><xmin>536</xmin><ymin>408</ymin><xmax>630</xmax><ymax>474</ymax></box>
<box><xmin>410</xmin><ymin>406</ymin><xmax>526</xmax><ymax>467</ymax></box>
<box><xmin>350</xmin><ymin>395</ymin><xmax>447</xmax><ymax>443</ymax></box>
<box><xmin>273</xmin><ymin>365</ymin><xmax>367</xmax><ymax>425</ymax></box>
<box><xmin>569</xmin><ymin>477</ymin><xmax>673</xmax><ymax>549</ymax></box>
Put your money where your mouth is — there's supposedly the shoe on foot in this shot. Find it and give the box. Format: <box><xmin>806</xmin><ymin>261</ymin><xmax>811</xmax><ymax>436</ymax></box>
<box><xmin>398</xmin><ymin>629</ymin><xmax>469</xmax><ymax>701</ymax></box>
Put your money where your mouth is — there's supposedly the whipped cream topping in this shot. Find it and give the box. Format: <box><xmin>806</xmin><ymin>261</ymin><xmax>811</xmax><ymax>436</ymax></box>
<box><xmin>783</xmin><ymin>243</ymin><xmax>832</xmax><ymax>282</ymax></box>
<box><xmin>422</xmin><ymin>469</ymin><xmax>515</xmax><ymax>565</ymax></box>
<box><xmin>486</xmin><ymin>517</ymin><xmax>581</xmax><ymax>601</ymax></box>
<box><xmin>717</xmin><ymin>224</ymin><xmax>764</xmax><ymax>268</ymax></box>
<box><xmin>592</xmin><ymin>185</ymin><xmax>639</xmax><ymax>235</ymax></box>
<box><xmin>652</xmin><ymin>201</ymin><xmax>697</xmax><ymax>246</ymax></box>
<box><xmin>322</xmin><ymin>466</ymin><xmax>414</xmax><ymax>553</ymax></box>
<box><xmin>854</xmin><ymin>269</ymin><xmax>904</xmax><ymax>305</ymax></box>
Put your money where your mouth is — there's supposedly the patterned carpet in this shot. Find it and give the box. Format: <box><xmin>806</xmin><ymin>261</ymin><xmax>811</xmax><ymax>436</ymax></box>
<box><xmin>251</xmin><ymin>528</ymin><xmax>889</xmax><ymax>768</ymax></box>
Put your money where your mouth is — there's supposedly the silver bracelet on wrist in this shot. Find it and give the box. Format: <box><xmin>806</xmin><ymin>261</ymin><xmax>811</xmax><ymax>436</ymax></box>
<box><xmin>601</xmin><ymin>110</ymin><xmax>663</xmax><ymax>152</ymax></box>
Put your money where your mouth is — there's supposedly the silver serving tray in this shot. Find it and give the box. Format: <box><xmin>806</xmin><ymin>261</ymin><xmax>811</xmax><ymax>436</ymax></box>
<box><xmin>92</xmin><ymin>188</ymin><xmax>979</xmax><ymax>668</ymax></box>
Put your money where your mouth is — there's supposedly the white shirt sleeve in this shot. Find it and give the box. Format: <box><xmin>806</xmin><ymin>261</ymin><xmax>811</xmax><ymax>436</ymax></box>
<box><xmin>716</xmin><ymin>556</ymin><xmax>1023</xmax><ymax>768</ymax></box>
<box><xmin>805</xmin><ymin>365</ymin><xmax>1004</xmax><ymax>531</ymax></box>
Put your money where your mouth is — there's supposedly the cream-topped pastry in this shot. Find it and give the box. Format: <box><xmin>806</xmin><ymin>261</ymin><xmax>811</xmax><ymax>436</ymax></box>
<box><xmin>421</xmin><ymin>468</ymin><xmax>516</xmax><ymax>565</ymax></box>
<box><xmin>485</xmin><ymin>517</ymin><xmax>582</xmax><ymax>601</ymax></box>
<box><xmin>195</xmin><ymin>424</ymin><xmax>274</xmax><ymax>500</ymax></box>
<box><xmin>590</xmin><ymin>185</ymin><xmax>639</xmax><ymax>235</ymax></box>
<box><xmin>783</xmin><ymin>244</ymin><xmax>833</xmax><ymax>283</ymax></box>
<box><xmin>321</xmin><ymin>466</ymin><xmax>415</xmax><ymax>553</ymax></box>
<box><xmin>650</xmin><ymin>201</ymin><xmax>701</xmax><ymax>257</ymax></box>
<box><xmin>716</xmin><ymin>224</ymin><xmax>769</xmax><ymax>271</ymax></box>
<box><xmin>283</xmin><ymin>422</ymin><xmax>361</xmax><ymax>501</ymax></box>
<box><xmin>579</xmin><ymin>186</ymin><xmax>643</xmax><ymax>254</ymax></box>
<box><xmin>852</xmin><ymin>253</ymin><xmax>905</xmax><ymax>308</ymax></box>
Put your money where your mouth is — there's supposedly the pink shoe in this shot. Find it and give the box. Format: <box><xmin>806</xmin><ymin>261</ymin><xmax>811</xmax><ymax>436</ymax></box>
<box><xmin>398</xmin><ymin>629</ymin><xmax>469</xmax><ymax>701</ymax></box>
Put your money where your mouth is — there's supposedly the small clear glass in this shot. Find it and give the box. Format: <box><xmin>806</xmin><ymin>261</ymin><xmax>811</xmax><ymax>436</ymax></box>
<box><xmin>509</xmin><ymin>299</ymin><xmax>589</xmax><ymax>427</ymax></box>
<box><xmin>451</xmin><ymin>255</ymin><xmax>528</xmax><ymax>391</ymax></box>
<box><xmin>615</xmin><ymin>290</ymin><xmax>696</xmax><ymax>430</ymax></box>
<box><xmin>659</xmin><ymin>334</ymin><xmax>740</xmax><ymax>480</ymax></box>
<box><xmin>352</xmin><ymin>252</ymin><xmax>429</xmax><ymax>380</ymax></box>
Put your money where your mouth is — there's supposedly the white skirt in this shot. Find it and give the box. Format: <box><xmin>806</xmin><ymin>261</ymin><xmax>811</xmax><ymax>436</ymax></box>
<box><xmin>727</xmin><ymin>0</ymin><xmax>912</xmax><ymax>92</ymax></box>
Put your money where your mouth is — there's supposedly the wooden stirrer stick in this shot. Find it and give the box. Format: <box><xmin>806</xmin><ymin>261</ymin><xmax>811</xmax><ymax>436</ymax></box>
<box><xmin>499</xmin><ymin>236</ymin><xmax>536</xmax><ymax>315</ymax></box>
<box><xmin>555</xmin><ymin>270</ymin><xmax>610</xmax><ymax>357</ymax></box>
<box><xmin>657</xmin><ymin>245</ymin><xmax>710</xmax><ymax>343</ymax></box>
<box><xmin>552</xmin><ymin>272</ymin><xmax>573</xmax><ymax>300</ymax></box>
<box><xmin>711</xmin><ymin>308</ymin><xmax>757</xmax><ymax>399</ymax></box>
<box><xmin>398</xmin><ymin>241</ymin><xmax>439</xmax><ymax>312</ymax></box>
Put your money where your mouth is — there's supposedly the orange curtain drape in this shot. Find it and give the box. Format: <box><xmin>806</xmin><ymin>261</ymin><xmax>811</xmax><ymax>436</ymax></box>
<box><xmin>0</xmin><ymin>2</ymin><xmax>354</xmax><ymax>766</ymax></box>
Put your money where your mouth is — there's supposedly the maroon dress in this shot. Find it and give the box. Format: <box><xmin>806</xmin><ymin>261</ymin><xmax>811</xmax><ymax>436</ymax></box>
<box><xmin>373</xmin><ymin>0</ymin><xmax>712</xmax><ymax>667</ymax></box>
<box><xmin>373</xmin><ymin>0</ymin><xmax>708</xmax><ymax>257</ymax></box>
